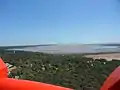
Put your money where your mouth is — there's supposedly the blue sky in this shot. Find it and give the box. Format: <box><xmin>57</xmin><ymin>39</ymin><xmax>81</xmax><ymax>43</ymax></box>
<box><xmin>0</xmin><ymin>0</ymin><xmax>120</xmax><ymax>46</ymax></box>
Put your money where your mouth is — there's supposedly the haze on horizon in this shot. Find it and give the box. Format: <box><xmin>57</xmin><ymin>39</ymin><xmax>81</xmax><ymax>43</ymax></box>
<box><xmin>0</xmin><ymin>0</ymin><xmax>120</xmax><ymax>46</ymax></box>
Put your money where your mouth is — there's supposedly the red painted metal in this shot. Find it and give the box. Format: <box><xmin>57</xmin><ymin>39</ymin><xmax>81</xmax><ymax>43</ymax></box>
<box><xmin>101</xmin><ymin>66</ymin><xmax>120</xmax><ymax>90</ymax></box>
<box><xmin>0</xmin><ymin>58</ymin><xmax>8</xmax><ymax>78</ymax></box>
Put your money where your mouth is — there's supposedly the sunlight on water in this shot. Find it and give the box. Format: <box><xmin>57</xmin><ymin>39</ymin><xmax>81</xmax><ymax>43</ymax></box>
<box><xmin>7</xmin><ymin>45</ymin><xmax>120</xmax><ymax>54</ymax></box>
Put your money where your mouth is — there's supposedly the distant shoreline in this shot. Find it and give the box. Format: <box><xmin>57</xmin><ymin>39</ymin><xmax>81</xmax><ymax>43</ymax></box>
<box><xmin>1</xmin><ymin>44</ymin><xmax>120</xmax><ymax>55</ymax></box>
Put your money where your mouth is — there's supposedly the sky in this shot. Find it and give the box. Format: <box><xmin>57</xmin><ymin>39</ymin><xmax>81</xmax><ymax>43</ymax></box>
<box><xmin>0</xmin><ymin>0</ymin><xmax>120</xmax><ymax>46</ymax></box>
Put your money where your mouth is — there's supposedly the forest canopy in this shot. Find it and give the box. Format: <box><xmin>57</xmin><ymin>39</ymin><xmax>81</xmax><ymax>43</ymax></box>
<box><xmin>0</xmin><ymin>50</ymin><xmax>120</xmax><ymax>90</ymax></box>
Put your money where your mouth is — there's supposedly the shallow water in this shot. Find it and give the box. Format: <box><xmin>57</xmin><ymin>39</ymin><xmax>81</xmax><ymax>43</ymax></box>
<box><xmin>7</xmin><ymin>45</ymin><xmax>120</xmax><ymax>54</ymax></box>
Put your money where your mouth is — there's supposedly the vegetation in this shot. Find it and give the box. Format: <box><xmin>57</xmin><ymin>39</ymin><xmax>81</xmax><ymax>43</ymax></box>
<box><xmin>0</xmin><ymin>50</ymin><xmax>120</xmax><ymax>90</ymax></box>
